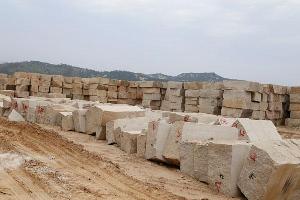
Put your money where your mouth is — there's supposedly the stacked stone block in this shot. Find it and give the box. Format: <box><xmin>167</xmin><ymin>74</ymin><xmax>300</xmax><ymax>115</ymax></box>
<box><xmin>265</xmin><ymin>84</ymin><xmax>289</xmax><ymax>125</ymax></box>
<box><xmin>286</xmin><ymin>86</ymin><xmax>300</xmax><ymax>127</ymax></box>
<box><xmin>0</xmin><ymin>74</ymin><xmax>8</xmax><ymax>90</ymax></box>
<box><xmin>198</xmin><ymin>82</ymin><xmax>223</xmax><ymax>115</ymax></box>
<box><xmin>38</xmin><ymin>74</ymin><xmax>52</xmax><ymax>97</ymax></box>
<box><xmin>72</xmin><ymin>77</ymin><xmax>83</xmax><ymax>100</ymax></box>
<box><xmin>162</xmin><ymin>81</ymin><xmax>184</xmax><ymax>112</ymax></box>
<box><xmin>107</xmin><ymin>79</ymin><xmax>118</xmax><ymax>104</ymax></box>
<box><xmin>14</xmin><ymin>72</ymin><xmax>30</xmax><ymax>98</ymax></box>
<box><xmin>140</xmin><ymin>81</ymin><xmax>163</xmax><ymax>110</ymax></box>
<box><xmin>63</xmin><ymin>76</ymin><xmax>73</xmax><ymax>98</ymax></box>
<box><xmin>221</xmin><ymin>80</ymin><xmax>260</xmax><ymax>118</ymax></box>
<box><xmin>184</xmin><ymin>82</ymin><xmax>202</xmax><ymax>113</ymax></box>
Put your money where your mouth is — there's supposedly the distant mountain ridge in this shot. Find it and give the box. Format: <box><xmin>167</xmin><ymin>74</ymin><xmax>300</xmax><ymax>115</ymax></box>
<box><xmin>0</xmin><ymin>61</ymin><xmax>227</xmax><ymax>82</ymax></box>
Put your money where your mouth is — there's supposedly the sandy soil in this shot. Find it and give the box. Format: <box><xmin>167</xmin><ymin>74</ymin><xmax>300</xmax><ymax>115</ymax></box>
<box><xmin>0</xmin><ymin>118</ymin><xmax>240</xmax><ymax>200</ymax></box>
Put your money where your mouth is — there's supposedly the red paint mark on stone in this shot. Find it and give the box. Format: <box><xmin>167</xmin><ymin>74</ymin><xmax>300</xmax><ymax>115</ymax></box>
<box><xmin>250</xmin><ymin>152</ymin><xmax>257</xmax><ymax>162</ymax></box>
<box><xmin>215</xmin><ymin>181</ymin><xmax>222</xmax><ymax>193</ymax></box>
<box><xmin>239</xmin><ymin>130</ymin><xmax>246</xmax><ymax>137</ymax></box>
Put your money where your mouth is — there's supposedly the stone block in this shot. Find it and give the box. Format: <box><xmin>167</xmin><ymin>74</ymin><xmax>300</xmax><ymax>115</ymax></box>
<box><xmin>8</xmin><ymin>109</ymin><xmax>25</xmax><ymax>122</ymax></box>
<box><xmin>290</xmin><ymin>94</ymin><xmax>300</xmax><ymax>103</ymax></box>
<box><xmin>185</xmin><ymin>90</ymin><xmax>200</xmax><ymax>98</ymax></box>
<box><xmin>39</xmin><ymin>86</ymin><xmax>49</xmax><ymax>93</ymax></box>
<box><xmin>51</xmin><ymin>75</ymin><xmax>63</xmax><ymax>87</ymax></box>
<box><xmin>181</xmin><ymin>123</ymin><xmax>239</xmax><ymax>142</ymax></box>
<box><xmin>72</xmin><ymin>109</ymin><xmax>87</xmax><ymax>133</ymax></box>
<box><xmin>120</xmin><ymin>131</ymin><xmax>141</xmax><ymax>154</ymax></box>
<box><xmin>50</xmin><ymin>87</ymin><xmax>62</xmax><ymax>94</ymax></box>
<box><xmin>238</xmin><ymin>141</ymin><xmax>300</xmax><ymax>200</ymax></box>
<box><xmin>198</xmin><ymin>105</ymin><xmax>220</xmax><ymax>115</ymax></box>
<box><xmin>251</xmin><ymin>92</ymin><xmax>262</xmax><ymax>102</ymax></box>
<box><xmin>15</xmin><ymin>91</ymin><xmax>29</xmax><ymax>98</ymax></box>
<box><xmin>286</xmin><ymin>118</ymin><xmax>300</xmax><ymax>127</ymax></box>
<box><xmin>208</xmin><ymin>141</ymin><xmax>251</xmax><ymax>197</ymax></box>
<box><xmin>86</xmin><ymin>104</ymin><xmax>145</xmax><ymax>136</ymax></box>
<box><xmin>137</xmin><ymin>133</ymin><xmax>147</xmax><ymax>158</ymax></box>
<box><xmin>184</xmin><ymin>104</ymin><xmax>199</xmax><ymax>113</ymax></box>
<box><xmin>290</xmin><ymin>103</ymin><xmax>300</xmax><ymax>111</ymax></box>
<box><xmin>58</xmin><ymin>112</ymin><xmax>74</xmax><ymax>131</ymax></box>
<box><xmin>168</xmin><ymin>88</ymin><xmax>184</xmax><ymax>96</ymax></box>
<box><xmin>221</xmin><ymin>107</ymin><xmax>253</xmax><ymax>118</ymax></box>
<box><xmin>223</xmin><ymin>80</ymin><xmax>260</xmax><ymax>92</ymax></box>
<box><xmin>141</xmin><ymin>88</ymin><xmax>161</xmax><ymax>94</ymax></box>
<box><xmin>199</xmin><ymin>98</ymin><xmax>221</xmax><ymax>107</ymax></box>
<box><xmin>251</xmin><ymin>110</ymin><xmax>265</xmax><ymax>120</ymax></box>
<box><xmin>145</xmin><ymin>119</ymin><xmax>171</xmax><ymax>162</ymax></box>
<box><xmin>290</xmin><ymin>87</ymin><xmax>300</xmax><ymax>94</ymax></box>
<box><xmin>193</xmin><ymin>142</ymin><xmax>209</xmax><ymax>182</ymax></box>
<box><xmin>232</xmin><ymin>118</ymin><xmax>281</xmax><ymax>142</ymax></box>
<box><xmin>268</xmin><ymin>102</ymin><xmax>283</xmax><ymax>111</ymax></box>
<box><xmin>143</xmin><ymin>93</ymin><xmax>161</xmax><ymax>100</ymax></box>
<box><xmin>139</xmin><ymin>81</ymin><xmax>163</xmax><ymax>88</ymax></box>
<box><xmin>263</xmin><ymin>164</ymin><xmax>300</xmax><ymax>200</ymax></box>
<box><xmin>167</xmin><ymin>81</ymin><xmax>183</xmax><ymax>89</ymax></box>
<box><xmin>185</xmin><ymin>97</ymin><xmax>198</xmax><ymax>105</ymax></box>
<box><xmin>290</xmin><ymin>111</ymin><xmax>300</xmax><ymax>119</ymax></box>
<box><xmin>107</xmin><ymin>91</ymin><xmax>118</xmax><ymax>99</ymax></box>
<box><xmin>199</xmin><ymin>89</ymin><xmax>223</xmax><ymax>98</ymax></box>
<box><xmin>179</xmin><ymin>141</ymin><xmax>197</xmax><ymax>176</ymax></box>
<box><xmin>184</xmin><ymin>82</ymin><xmax>203</xmax><ymax>90</ymax></box>
<box><xmin>162</xmin><ymin>121</ymin><xmax>185</xmax><ymax>166</ymax></box>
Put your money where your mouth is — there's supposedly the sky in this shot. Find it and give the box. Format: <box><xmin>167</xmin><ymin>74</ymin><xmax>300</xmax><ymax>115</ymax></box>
<box><xmin>0</xmin><ymin>0</ymin><xmax>299</xmax><ymax>85</ymax></box>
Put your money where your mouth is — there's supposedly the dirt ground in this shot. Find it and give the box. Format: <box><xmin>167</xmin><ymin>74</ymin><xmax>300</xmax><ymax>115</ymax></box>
<box><xmin>0</xmin><ymin>118</ymin><xmax>242</xmax><ymax>200</ymax></box>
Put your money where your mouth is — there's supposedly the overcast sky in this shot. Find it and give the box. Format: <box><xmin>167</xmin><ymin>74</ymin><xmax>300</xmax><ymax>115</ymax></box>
<box><xmin>0</xmin><ymin>0</ymin><xmax>299</xmax><ymax>85</ymax></box>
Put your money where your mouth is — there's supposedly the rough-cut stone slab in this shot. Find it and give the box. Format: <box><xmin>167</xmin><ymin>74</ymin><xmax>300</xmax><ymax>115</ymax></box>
<box><xmin>86</xmin><ymin>104</ymin><xmax>145</xmax><ymax>136</ymax></box>
<box><xmin>162</xmin><ymin>121</ymin><xmax>185</xmax><ymax>166</ymax></box>
<box><xmin>58</xmin><ymin>112</ymin><xmax>74</xmax><ymax>131</ymax></box>
<box><xmin>238</xmin><ymin>140</ymin><xmax>300</xmax><ymax>200</ymax></box>
<box><xmin>207</xmin><ymin>141</ymin><xmax>250</xmax><ymax>197</ymax></box>
<box><xmin>231</xmin><ymin>118</ymin><xmax>282</xmax><ymax>142</ymax></box>
<box><xmin>8</xmin><ymin>109</ymin><xmax>25</xmax><ymax>122</ymax></box>
<box><xmin>106</xmin><ymin>117</ymin><xmax>151</xmax><ymax>145</ymax></box>
<box><xmin>145</xmin><ymin>119</ymin><xmax>171</xmax><ymax>162</ymax></box>
<box><xmin>72</xmin><ymin>109</ymin><xmax>87</xmax><ymax>133</ymax></box>
<box><xmin>120</xmin><ymin>131</ymin><xmax>141</xmax><ymax>154</ymax></box>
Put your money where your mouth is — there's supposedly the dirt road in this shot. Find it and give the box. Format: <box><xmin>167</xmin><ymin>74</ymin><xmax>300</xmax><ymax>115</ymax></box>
<box><xmin>0</xmin><ymin>118</ymin><xmax>238</xmax><ymax>200</ymax></box>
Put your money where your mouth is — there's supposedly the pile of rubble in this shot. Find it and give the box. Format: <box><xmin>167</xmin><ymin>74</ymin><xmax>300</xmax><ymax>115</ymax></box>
<box><xmin>0</xmin><ymin>92</ymin><xmax>299</xmax><ymax>199</ymax></box>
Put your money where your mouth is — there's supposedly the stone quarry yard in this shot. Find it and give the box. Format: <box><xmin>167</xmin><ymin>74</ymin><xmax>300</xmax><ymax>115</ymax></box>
<box><xmin>0</xmin><ymin>117</ymin><xmax>249</xmax><ymax>200</ymax></box>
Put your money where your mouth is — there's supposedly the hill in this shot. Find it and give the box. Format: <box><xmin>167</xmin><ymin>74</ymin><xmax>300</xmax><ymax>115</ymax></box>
<box><xmin>0</xmin><ymin>61</ymin><xmax>227</xmax><ymax>82</ymax></box>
